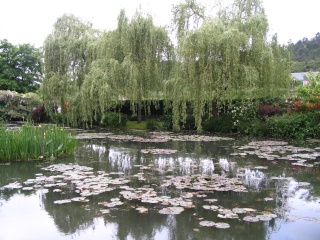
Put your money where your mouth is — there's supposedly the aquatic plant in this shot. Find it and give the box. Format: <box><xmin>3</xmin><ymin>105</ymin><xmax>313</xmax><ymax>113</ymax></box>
<box><xmin>0</xmin><ymin>124</ymin><xmax>76</xmax><ymax>161</ymax></box>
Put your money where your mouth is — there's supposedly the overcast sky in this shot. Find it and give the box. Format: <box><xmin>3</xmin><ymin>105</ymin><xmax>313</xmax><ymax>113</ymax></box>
<box><xmin>0</xmin><ymin>0</ymin><xmax>319</xmax><ymax>47</ymax></box>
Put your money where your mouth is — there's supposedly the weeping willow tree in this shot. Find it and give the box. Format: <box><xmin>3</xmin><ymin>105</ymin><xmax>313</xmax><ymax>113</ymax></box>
<box><xmin>80</xmin><ymin>10</ymin><xmax>173</xmax><ymax>125</ymax></box>
<box><xmin>42</xmin><ymin>14</ymin><xmax>97</xmax><ymax>125</ymax></box>
<box><xmin>167</xmin><ymin>0</ymin><xmax>291</xmax><ymax>132</ymax></box>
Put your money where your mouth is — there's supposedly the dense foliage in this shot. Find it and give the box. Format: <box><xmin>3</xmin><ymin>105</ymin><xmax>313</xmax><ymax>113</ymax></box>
<box><xmin>168</xmin><ymin>0</ymin><xmax>291</xmax><ymax>131</ymax></box>
<box><xmin>291</xmin><ymin>33</ymin><xmax>320</xmax><ymax>72</ymax></box>
<box><xmin>0</xmin><ymin>39</ymin><xmax>42</xmax><ymax>93</ymax></box>
<box><xmin>0</xmin><ymin>90</ymin><xmax>42</xmax><ymax>121</ymax></box>
<box><xmin>41</xmin><ymin>0</ymin><xmax>291</xmax><ymax>133</ymax></box>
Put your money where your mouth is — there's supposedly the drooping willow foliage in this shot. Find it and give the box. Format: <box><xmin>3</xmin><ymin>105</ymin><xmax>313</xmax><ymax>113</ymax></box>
<box><xmin>42</xmin><ymin>14</ymin><xmax>98</xmax><ymax>125</ymax></box>
<box><xmin>80</xmin><ymin>10</ymin><xmax>173</xmax><ymax>125</ymax></box>
<box><xmin>41</xmin><ymin>0</ymin><xmax>291</xmax><ymax>131</ymax></box>
<box><xmin>167</xmin><ymin>0</ymin><xmax>291</xmax><ymax>131</ymax></box>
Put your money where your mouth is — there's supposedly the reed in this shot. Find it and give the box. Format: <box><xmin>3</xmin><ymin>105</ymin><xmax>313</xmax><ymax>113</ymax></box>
<box><xmin>0</xmin><ymin>124</ymin><xmax>76</xmax><ymax>162</ymax></box>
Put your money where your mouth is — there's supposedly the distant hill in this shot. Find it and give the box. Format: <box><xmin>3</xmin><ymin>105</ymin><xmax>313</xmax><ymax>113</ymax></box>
<box><xmin>291</xmin><ymin>33</ymin><xmax>320</xmax><ymax>72</ymax></box>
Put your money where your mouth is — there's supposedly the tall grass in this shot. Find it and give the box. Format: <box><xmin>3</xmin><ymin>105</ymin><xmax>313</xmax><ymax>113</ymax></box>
<box><xmin>0</xmin><ymin>124</ymin><xmax>76</xmax><ymax>162</ymax></box>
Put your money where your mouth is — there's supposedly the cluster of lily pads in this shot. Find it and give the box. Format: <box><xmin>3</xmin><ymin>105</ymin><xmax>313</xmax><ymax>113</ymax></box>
<box><xmin>231</xmin><ymin>141</ymin><xmax>320</xmax><ymax>167</ymax></box>
<box><xmin>1</xmin><ymin>158</ymin><xmax>283</xmax><ymax>232</ymax></box>
<box><xmin>75</xmin><ymin>132</ymin><xmax>234</xmax><ymax>143</ymax></box>
<box><xmin>161</xmin><ymin>174</ymin><xmax>247</xmax><ymax>192</ymax></box>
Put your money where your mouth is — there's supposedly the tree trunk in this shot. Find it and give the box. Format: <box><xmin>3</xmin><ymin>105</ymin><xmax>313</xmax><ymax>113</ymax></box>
<box><xmin>212</xmin><ymin>100</ymin><xmax>218</xmax><ymax>118</ymax></box>
<box><xmin>137</xmin><ymin>102</ymin><xmax>142</xmax><ymax>123</ymax></box>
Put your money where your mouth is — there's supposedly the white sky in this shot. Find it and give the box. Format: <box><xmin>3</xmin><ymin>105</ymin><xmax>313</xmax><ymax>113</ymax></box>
<box><xmin>0</xmin><ymin>0</ymin><xmax>319</xmax><ymax>48</ymax></box>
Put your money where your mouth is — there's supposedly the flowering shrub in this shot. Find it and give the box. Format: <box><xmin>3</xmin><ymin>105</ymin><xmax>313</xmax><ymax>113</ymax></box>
<box><xmin>230</xmin><ymin>100</ymin><xmax>258</xmax><ymax>127</ymax></box>
<box><xmin>0</xmin><ymin>90</ymin><xmax>42</xmax><ymax>121</ymax></box>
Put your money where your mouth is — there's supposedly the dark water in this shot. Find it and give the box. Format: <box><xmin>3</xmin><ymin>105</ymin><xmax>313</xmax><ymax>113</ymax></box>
<box><xmin>1</xmin><ymin>133</ymin><xmax>320</xmax><ymax>240</ymax></box>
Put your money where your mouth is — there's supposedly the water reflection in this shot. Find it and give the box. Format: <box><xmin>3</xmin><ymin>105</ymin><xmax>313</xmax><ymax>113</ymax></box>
<box><xmin>199</xmin><ymin>159</ymin><xmax>214</xmax><ymax>175</ymax></box>
<box><xmin>1</xmin><ymin>136</ymin><xmax>320</xmax><ymax>240</ymax></box>
<box><xmin>108</xmin><ymin>148</ymin><xmax>136</xmax><ymax>174</ymax></box>
<box><xmin>240</xmin><ymin>168</ymin><xmax>266</xmax><ymax>189</ymax></box>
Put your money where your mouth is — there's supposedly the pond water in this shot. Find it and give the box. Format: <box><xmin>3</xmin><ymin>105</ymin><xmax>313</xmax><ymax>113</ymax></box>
<box><xmin>1</xmin><ymin>131</ymin><xmax>320</xmax><ymax>240</ymax></box>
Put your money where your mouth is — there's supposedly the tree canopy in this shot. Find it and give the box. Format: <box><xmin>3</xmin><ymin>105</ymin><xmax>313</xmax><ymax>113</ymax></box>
<box><xmin>290</xmin><ymin>32</ymin><xmax>320</xmax><ymax>72</ymax></box>
<box><xmin>42</xmin><ymin>14</ymin><xmax>97</xmax><ymax>124</ymax></box>
<box><xmin>41</xmin><ymin>0</ymin><xmax>291</xmax><ymax>131</ymax></box>
<box><xmin>168</xmin><ymin>0</ymin><xmax>291</xmax><ymax>131</ymax></box>
<box><xmin>80</xmin><ymin>10</ymin><xmax>173</xmax><ymax>125</ymax></box>
<box><xmin>0</xmin><ymin>39</ymin><xmax>41</xmax><ymax>93</ymax></box>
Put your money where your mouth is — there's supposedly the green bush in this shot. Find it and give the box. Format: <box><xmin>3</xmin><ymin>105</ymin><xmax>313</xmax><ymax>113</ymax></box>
<box><xmin>202</xmin><ymin>115</ymin><xmax>235</xmax><ymax>133</ymax></box>
<box><xmin>265</xmin><ymin>111</ymin><xmax>320</xmax><ymax>139</ymax></box>
<box><xmin>146</xmin><ymin>118</ymin><xmax>161</xmax><ymax>131</ymax></box>
<box><xmin>102</xmin><ymin>112</ymin><xmax>128</xmax><ymax>128</ymax></box>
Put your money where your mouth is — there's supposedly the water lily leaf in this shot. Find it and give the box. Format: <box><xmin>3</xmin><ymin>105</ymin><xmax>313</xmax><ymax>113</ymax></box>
<box><xmin>71</xmin><ymin>197</ymin><xmax>88</xmax><ymax>202</ymax></box>
<box><xmin>256</xmin><ymin>215</ymin><xmax>272</xmax><ymax>221</ymax></box>
<box><xmin>54</xmin><ymin>199</ymin><xmax>72</xmax><ymax>204</ymax></box>
<box><xmin>199</xmin><ymin>221</ymin><xmax>216</xmax><ymax>227</ymax></box>
<box><xmin>136</xmin><ymin>207</ymin><xmax>148</xmax><ymax>214</ymax></box>
<box><xmin>232</xmin><ymin>208</ymin><xmax>247</xmax><ymax>214</ymax></box>
<box><xmin>100</xmin><ymin>209</ymin><xmax>110</xmax><ymax>214</ymax></box>
<box><xmin>3</xmin><ymin>182</ymin><xmax>22</xmax><ymax>189</ymax></box>
<box><xmin>203</xmin><ymin>205</ymin><xmax>219</xmax><ymax>211</ymax></box>
<box><xmin>243</xmin><ymin>216</ymin><xmax>259</xmax><ymax>222</ymax></box>
<box><xmin>159</xmin><ymin>207</ymin><xmax>184</xmax><ymax>214</ymax></box>
<box><xmin>215</xmin><ymin>222</ymin><xmax>230</xmax><ymax>229</ymax></box>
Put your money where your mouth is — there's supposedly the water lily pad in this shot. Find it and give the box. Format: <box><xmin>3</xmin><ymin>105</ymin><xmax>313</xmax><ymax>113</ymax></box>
<box><xmin>203</xmin><ymin>205</ymin><xmax>219</xmax><ymax>211</ymax></box>
<box><xmin>71</xmin><ymin>197</ymin><xmax>89</xmax><ymax>202</ymax></box>
<box><xmin>256</xmin><ymin>215</ymin><xmax>272</xmax><ymax>221</ymax></box>
<box><xmin>215</xmin><ymin>222</ymin><xmax>230</xmax><ymax>229</ymax></box>
<box><xmin>199</xmin><ymin>221</ymin><xmax>216</xmax><ymax>227</ymax></box>
<box><xmin>232</xmin><ymin>208</ymin><xmax>247</xmax><ymax>214</ymax></box>
<box><xmin>204</xmin><ymin>199</ymin><xmax>218</xmax><ymax>203</ymax></box>
<box><xmin>159</xmin><ymin>207</ymin><xmax>184</xmax><ymax>214</ymax></box>
<box><xmin>243</xmin><ymin>216</ymin><xmax>259</xmax><ymax>222</ymax></box>
<box><xmin>136</xmin><ymin>207</ymin><xmax>148</xmax><ymax>214</ymax></box>
<box><xmin>100</xmin><ymin>209</ymin><xmax>110</xmax><ymax>214</ymax></box>
<box><xmin>3</xmin><ymin>182</ymin><xmax>22</xmax><ymax>189</ymax></box>
<box><xmin>54</xmin><ymin>199</ymin><xmax>72</xmax><ymax>204</ymax></box>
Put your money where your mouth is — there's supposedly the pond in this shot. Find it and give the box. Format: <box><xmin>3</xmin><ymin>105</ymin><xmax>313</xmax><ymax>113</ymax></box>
<box><xmin>1</xmin><ymin>131</ymin><xmax>320</xmax><ymax>240</ymax></box>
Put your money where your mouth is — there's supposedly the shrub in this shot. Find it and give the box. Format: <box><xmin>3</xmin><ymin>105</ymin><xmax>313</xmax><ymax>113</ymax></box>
<box><xmin>146</xmin><ymin>118</ymin><xmax>161</xmax><ymax>131</ymax></box>
<box><xmin>265</xmin><ymin>111</ymin><xmax>320</xmax><ymax>139</ymax></box>
<box><xmin>202</xmin><ymin>115</ymin><xmax>235</xmax><ymax>133</ymax></box>
<box><xmin>102</xmin><ymin>112</ymin><xmax>127</xmax><ymax>128</ymax></box>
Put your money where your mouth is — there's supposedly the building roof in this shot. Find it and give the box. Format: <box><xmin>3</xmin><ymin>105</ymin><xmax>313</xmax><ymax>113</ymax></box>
<box><xmin>291</xmin><ymin>72</ymin><xmax>319</xmax><ymax>81</ymax></box>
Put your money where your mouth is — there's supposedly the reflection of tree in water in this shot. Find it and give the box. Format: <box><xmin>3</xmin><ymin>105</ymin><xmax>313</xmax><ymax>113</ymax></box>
<box><xmin>41</xmin><ymin>190</ymin><xmax>97</xmax><ymax>235</ymax></box>
<box><xmin>102</xmin><ymin>209</ymin><xmax>167</xmax><ymax>240</ymax></box>
<box><xmin>0</xmin><ymin>162</ymin><xmax>43</xmax><ymax>201</ymax></box>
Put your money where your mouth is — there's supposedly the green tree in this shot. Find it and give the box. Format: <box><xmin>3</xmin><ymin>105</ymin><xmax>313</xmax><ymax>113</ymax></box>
<box><xmin>0</xmin><ymin>39</ymin><xmax>42</xmax><ymax>93</ymax></box>
<box><xmin>80</xmin><ymin>10</ymin><xmax>173</xmax><ymax>125</ymax></box>
<box><xmin>42</xmin><ymin>14</ymin><xmax>97</xmax><ymax>124</ymax></box>
<box><xmin>168</xmin><ymin>0</ymin><xmax>291</xmax><ymax>132</ymax></box>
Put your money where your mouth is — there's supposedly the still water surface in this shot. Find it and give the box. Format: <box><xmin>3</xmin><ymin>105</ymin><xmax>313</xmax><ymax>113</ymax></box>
<box><xmin>1</xmin><ymin>132</ymin><xmax>320</xmax><ymax>240</ymax></box>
